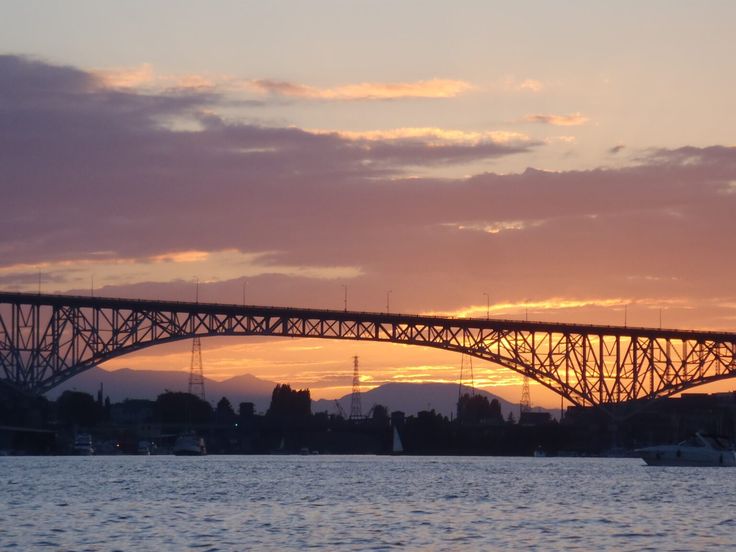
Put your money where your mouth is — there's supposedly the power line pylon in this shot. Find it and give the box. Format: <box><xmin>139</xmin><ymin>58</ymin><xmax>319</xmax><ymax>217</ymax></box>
<box><xmin>349</xmin><ymin>355</ymin><xmax>363</xmax><ymax>420</ymax></box>
<box><xmin>519</xmin><ymin>375</ymin><xmax>531</xmax><ymax>418</ymax></box>
<box><xmin>457</xmin><ymin>354</ymin><xmax>477</xmax><ymax>418</ymax></box>
<box><xmin>188</xmin><ymin>337</ymin><xmax>206</xmax><ymax>400</ymax></box>
<box><xmin>458</xmin><ymin>354</ymin><xmax>475</xmax><ymax>395</ymax></box>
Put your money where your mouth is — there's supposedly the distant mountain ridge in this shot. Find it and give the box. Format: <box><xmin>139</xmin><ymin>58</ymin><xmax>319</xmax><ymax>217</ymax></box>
<box><xmin>47</xmin><ymin>367</ymin><xmax>556</xmax><ymax>419</ymax></box>
<box><xmin>316</xmin><ymin>382</ymin><xmax>556</xmax><ymax>420</ymax></box>
<box><xmin>47</xmin><ymin>366</ymin><xmax>277</xmax><ymax>412</ymax></box>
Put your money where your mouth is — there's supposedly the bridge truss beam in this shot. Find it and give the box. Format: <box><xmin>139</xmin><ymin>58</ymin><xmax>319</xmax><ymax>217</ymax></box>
<box><xmin>1</xmin><ymin>292</ymin><xmax>735</xmax><ymax>411</ymax></box>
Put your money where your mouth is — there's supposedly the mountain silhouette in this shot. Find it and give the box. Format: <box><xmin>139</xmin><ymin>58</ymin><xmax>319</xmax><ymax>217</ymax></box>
<box><xmin>314</xmin><ymin>382</ymin><xmax>556</xmax><ymax>419</ymax></box>
<box><xmin>46</xmin><ymin>366</ymin><xmax>277</xmax><ymax>412</ymax></box>
<box><xmin>46</xmin><ymin>367</ymin><xmax>555</xmax><ymax>419</ymax></box>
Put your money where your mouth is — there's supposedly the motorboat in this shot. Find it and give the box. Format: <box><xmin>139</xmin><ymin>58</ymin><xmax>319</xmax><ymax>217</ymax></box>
<box><xmin>73</xmin><ymin>433</ymin><xmax>95</xmax><ymax>455</ymax></box>
<box><xmin>637</xmin><ymin>433</ymin><xmax>736</xmax><ymax>466</ymax></box>
<box><xmin>172</xmin><ymin>433</ymin><xmax>207</xmax><ymax>456</ymax></box>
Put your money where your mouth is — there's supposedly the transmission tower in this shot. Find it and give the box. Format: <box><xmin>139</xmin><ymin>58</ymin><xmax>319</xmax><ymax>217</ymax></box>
<box><xmin>188</xmin><ymin>337</ymin><xmax>206</xmax><ymax>400</ymax></box>
<box><xmin>334</xmin><ymin>399</ymin><xmax>347</xmax><ymax>419</ymax></box>
<box><xmin>468</xmin><ymin>356</ymin><xmax>474</xmax><ymax>395</ymax></box>
<box><xmin>519</xmin><ymin>375</ymin><xmax>531</xmax><ymax>418</ymax></box>
<box><xmin>458</xmin><ymin>355</ymin><xmax>464</xmax><ymax>406</ymax></box>
<box><xmin>457</xmin><ymin>354</ymin><xmax>476</xmax><ymax>397</ymax></box>
<box><xmin>349</xmin><ymin>355</ymin><xmax>363</xmax><ymax>420</ymax></box>
<box><xmin>457</xmin><ymin>354</ymin><xmax>476</xmax><ymax>419</ymax></box>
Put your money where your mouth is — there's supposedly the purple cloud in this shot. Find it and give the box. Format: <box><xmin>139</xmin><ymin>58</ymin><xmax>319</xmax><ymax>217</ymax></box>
<box><xmin>2</xmin><ymin>55</ymin><xmax>736</xmax><ymax>331</ymax></box>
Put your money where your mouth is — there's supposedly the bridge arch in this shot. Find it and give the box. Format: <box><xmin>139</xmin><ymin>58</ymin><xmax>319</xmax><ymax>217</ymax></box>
<box><xmin>1</xmin><ymin>292</ymin><xmax>735</xmax><ymax>411</ymax></box>
<box><xmin>52</xmin><ymin>329</ymin><xmax>582</xmax><ymax>408</ymax></box>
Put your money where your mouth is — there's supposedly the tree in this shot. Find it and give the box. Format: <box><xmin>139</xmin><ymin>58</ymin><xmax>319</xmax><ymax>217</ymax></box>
<box><xmin>266</xmin><ymin>384</ymin><xmax>311</xmax><ymax>422</ymax></box>
<box><xmin>371</xmin><ymin>404</ymin><xmax>390</xmax><ymax>424</ymax></box>
<box><xmin>215</xmin><ymin>396</ymin><xmax>236</xmax><ymax>424</ymax></box>
<box><xmin>457</xmin><ymin>394</ymin><xmax>504</xmax><ymax>424</ymax></box>
<box><xmin>153</xmin><ymin>391</ymin><xmax>213</xmax><ymax>424</ymax></box>
<box><xmin>56</xmin><ymin>390</ymin><xmax>103</xmax><ymax>427</ymax></box>
<box><xmin>239</xmin><ymin>402</ymin><xmax>255</xmax><ymax>419</ymax></box>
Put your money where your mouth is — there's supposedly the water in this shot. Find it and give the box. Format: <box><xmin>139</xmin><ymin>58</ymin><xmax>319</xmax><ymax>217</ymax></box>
<box><xmin>1</xmin><ymin>455</ymin><xmax>735</xmax><ymax>550</ymax></box>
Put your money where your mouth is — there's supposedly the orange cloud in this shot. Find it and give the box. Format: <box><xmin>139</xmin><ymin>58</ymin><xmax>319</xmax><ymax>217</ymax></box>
<box><xmin>443</xmin><ymin>218</ymin><xmax>545</xmax><ymax>235</ymax></box>
<box><xmin>501</xmin><ymin>76</ymin><xmax>544</xmax><ymax>93</ymax></box>
<box><xmin>93</xmin><ymin>63</ymin><xmax>472</xmax><ymax>101</ymax></box>
<box><xmin>249</xmin><ymin>78</ymin><xmax>473</xmax><ymax>100</ymax></box>
<box><xmin>317</xmin><ymin>127</ymin><xmax>529</xmax><ymax>145</ymax></box>
<box><xmin>525</xmin><ymin>112</ymin><xmax>589</xmax><ymax>126</ymax></box>
<box><xmin>422</xmin><ymin>296</ymin><xmax>690</xmax><ymax>319</ymax></box>
<box><xmin>94</xmin><ymin>63</ymin><xmax>156</xmax><ymax>88</ymax></box>
<box><xmin>151</xmin><ymin>250</ymin><xmax>211</xmax><ymax>263</ymax></box>
<box><xmin>94</xmin><ymin>63</ymin><xmax>218</xmax><ymax>91</ymax></box>
<box><xmin>1</xmin><ymin>249</ymin><xmax>362</xmax><ymax>292</ymax></box>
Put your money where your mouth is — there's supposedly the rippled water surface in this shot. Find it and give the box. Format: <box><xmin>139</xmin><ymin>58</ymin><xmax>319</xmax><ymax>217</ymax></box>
<box><xmin>2</xmin><ymin>455</ymin><xmax>736</xmax><ymax>550</ymax></box>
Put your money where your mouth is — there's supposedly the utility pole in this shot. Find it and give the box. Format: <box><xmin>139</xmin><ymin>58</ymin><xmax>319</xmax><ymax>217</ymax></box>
<box><xmin>560</xmin><ymin>395</ymin><xmax>564</xmax><ymax>421</ymax></box>
<box><xmin>349</xmin><ymin>356</ymin><xmax>363</xmax><ymax>420</ymax></box>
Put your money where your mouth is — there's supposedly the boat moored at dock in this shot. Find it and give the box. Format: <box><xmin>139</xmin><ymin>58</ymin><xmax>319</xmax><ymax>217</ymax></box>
<box><xmin>73</xmin><ymin>433</ymin><xmax>94</xmax><ymax>455</ymax></box>
<box><xmin>172</xmin><ymin>433</ymin><xmax>206</xmax><ymax>456</ymax></box>
<box><xmin>637</xmin><ymin>433</ymin><xmax>736</xmax><ymax>466</ymax></box>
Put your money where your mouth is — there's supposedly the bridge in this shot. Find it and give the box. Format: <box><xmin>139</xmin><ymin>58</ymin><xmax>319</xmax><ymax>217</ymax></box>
<box><xmin>1</xmin><ymin>291</ymin><xmax>735</xmax><ymax>412</ymax></box>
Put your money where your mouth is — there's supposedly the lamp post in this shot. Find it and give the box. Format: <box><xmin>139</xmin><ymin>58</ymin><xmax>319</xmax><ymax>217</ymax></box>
<box><xmin>386</xmin><ymin>290</ymin><xmax>392</xmax><ymax>314</ymax></box>
<box><xmin>342</xmin><ymin>284</ymin><xmax>348</xmax><ymax>312</ymax></box>
<box><xmin>482</xmin><ymin>292</ymin><xmax>490</xmax><ymax>320</ymax></box>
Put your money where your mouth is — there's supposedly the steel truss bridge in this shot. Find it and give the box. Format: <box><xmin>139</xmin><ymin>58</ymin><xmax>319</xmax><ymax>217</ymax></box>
<box><xmin>1</xmin><ymin>291</ymin><xmax>735</xmax><ymax>412</ymax></box>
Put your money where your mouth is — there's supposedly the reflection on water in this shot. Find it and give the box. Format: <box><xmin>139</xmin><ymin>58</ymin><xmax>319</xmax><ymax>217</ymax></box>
<box><xmin>1</xmin><ymin>455</ymin><xmax>734</xmax><ymax>550</ymax></box>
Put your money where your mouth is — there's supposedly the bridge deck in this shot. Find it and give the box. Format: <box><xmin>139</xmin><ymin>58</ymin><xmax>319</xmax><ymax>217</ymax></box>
<box><xmin>0</xmin><ymin>291</ymin><xmax>733</xmax><ymax>341</ymax></box>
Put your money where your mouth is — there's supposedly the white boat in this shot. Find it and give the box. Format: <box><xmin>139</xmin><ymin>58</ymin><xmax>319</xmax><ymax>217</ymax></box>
<box><xmin>533</xmin><ymin>445</ymin><xmax>546</xmax><ymax>458</ymax></box>
<box><xmin>392</xmin><ymin>426</ymin><xmax>404</xmax><ymax>454</ymax></box>
<box><xmin>172</xmin><ymin>433</ymin><xmax>206</xmax><ymax>456</ymax></box>
<box><xmin>73</xmin><ymin>433</ymin><xmax>94</xmax><ymax>455</ymax></box>
<box><xmin>637</xmin><ymin>433</ymin><xmax>736</xmax><ymax>466</ymax></box>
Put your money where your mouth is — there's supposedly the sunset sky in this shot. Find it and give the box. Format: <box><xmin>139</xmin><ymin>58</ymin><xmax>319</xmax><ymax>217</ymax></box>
<box><xmin>2</xmin><ymin>2</ymin><xmax>736</xmax><ymax>407</ymax></box>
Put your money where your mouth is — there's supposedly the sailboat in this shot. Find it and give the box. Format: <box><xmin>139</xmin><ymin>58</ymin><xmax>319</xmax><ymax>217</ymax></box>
<box><xmin>392</xmin><ymin>425</ymin><xmax>404</xmax><ymax>455</ymax></box>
